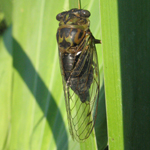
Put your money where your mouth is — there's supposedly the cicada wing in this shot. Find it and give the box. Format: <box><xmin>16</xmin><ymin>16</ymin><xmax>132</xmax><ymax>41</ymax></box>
<box><xmin>59</xmin><ymin>34</ymin><xmax>100</xmax><ymax>142</ymax></box>
<box><xmin>59</xmin><ymin>64</ymin><xmax>84</xmax><ymax>141</ymax></box>
<box><xmin>88</xmin><ymin>40</ymin><xmax>100</xmax><ymax>126</ymax></box>
<box><xmin>58</xmin><ymin>52</ymin><xmax>74</xmax><ymax>139</ymax></box>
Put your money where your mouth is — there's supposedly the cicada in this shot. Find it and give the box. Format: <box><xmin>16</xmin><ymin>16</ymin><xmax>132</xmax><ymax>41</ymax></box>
<box><xmin>56</xmin><ymin>8</ymin><xmax>101</xmax><ymax>142</ymax></box>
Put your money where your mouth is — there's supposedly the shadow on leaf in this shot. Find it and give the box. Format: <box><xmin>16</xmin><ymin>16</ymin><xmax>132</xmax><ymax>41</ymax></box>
<box><xmin>4</xmin><ymin>26</ymin><xmax>68</xmax><ymax>150</ymax></box>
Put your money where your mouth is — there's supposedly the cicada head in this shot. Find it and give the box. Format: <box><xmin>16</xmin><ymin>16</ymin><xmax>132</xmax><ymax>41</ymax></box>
<box><xmin>56</xmin><ymin>8</ymin><xmax>90</xmax><ymax>30</ymax></box>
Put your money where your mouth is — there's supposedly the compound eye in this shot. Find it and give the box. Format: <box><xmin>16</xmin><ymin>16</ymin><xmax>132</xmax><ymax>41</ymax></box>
<box><xmin>80</xmin><ymin>10</ymin><xmax>90</xmax><ymax>18</ymax></box>
<box><xmin>56</xmin><ymin>13</ymin><xmax>63</xmax><ymax>21</ymax></box>
<box><xmin>56</xmin><ymin>11</ymin><xmax>67</xmax><ymax>21</ymax></box>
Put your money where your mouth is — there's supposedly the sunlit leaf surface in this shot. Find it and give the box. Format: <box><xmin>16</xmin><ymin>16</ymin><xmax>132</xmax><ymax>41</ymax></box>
<box><xmin>0</xmin><ymin>0</ymin><xmax>107</xmax><ymax>149</ymax></box>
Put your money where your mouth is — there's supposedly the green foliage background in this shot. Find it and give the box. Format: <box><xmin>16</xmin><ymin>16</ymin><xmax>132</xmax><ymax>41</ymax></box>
<box><xmin>0</xmin><ymin>0</ymin><xmax>107</xmax><ymax>150</ymax></box>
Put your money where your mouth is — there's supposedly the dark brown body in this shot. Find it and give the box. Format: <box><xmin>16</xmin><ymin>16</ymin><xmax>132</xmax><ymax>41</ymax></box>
<box><xmin>57</xmin><ymin>26</ymin><xmax>94</xmax><ymax>102</ymax></box>
<box><xmin>56</xmin><ymin>8</ymin><xmax>100</xmax><ymax>142</ymax></box>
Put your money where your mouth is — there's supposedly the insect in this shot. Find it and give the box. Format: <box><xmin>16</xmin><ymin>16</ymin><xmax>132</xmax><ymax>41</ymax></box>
<box><xmin>56</xmin><ymin>8</ymin><xmax>101</xmax><ymax>142</ymax></box>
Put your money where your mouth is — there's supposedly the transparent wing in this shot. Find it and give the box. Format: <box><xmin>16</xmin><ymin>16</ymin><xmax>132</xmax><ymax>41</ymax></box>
<box><xmin>59</xmin><ymin>34</ymin><xmax>100</xmax><ymax>142</ymax></box>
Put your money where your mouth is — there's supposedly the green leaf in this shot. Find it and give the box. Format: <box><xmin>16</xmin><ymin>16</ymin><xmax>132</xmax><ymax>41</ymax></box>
<box><xmin>0</xmin><ymin>0</ymin><xmax>107</xmax><ymax>149</ymax></box>
<box><xmin>0</xmin><ymin>25</ymin><xmax>12</xmax><ymax>150</ymax></box>
<box><xmin>100</xmin><ymin>0</ymin><xmax>150</xmax><ymax>149</ymax></box>
<box><xmin>100</xmin><ymin>1</ymin><xmax>124</xmax><ymax>149</ymax></box>
<box><xmin>0</xmin><ymin>0</ymin><xmax>12</xmax><ymax>25</ymax></box>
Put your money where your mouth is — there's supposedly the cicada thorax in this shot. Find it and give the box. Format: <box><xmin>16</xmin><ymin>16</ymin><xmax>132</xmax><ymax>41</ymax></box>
<box><xmin>56</xmin><ymin>27</ymin><xmax>86</xmax><ymax>53</ymax></box>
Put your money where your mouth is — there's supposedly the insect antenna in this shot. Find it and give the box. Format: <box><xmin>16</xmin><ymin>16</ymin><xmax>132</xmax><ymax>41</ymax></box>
<box><xmin>63</xmin><ymin>8</ymin><xmax>67</xmax><ymax>11</ymax></box>
<box><xmin>82</xmin><ymin>4</ymin><xmax>88</xmax><ymax>9</ymax></box>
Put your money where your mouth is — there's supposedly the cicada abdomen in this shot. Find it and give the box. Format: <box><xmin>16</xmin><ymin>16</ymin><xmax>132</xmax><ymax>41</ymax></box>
<box><xmin>56</xmin><ymin>8</ymin><xmax>101</xmax><ymax>142</ymax></box>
